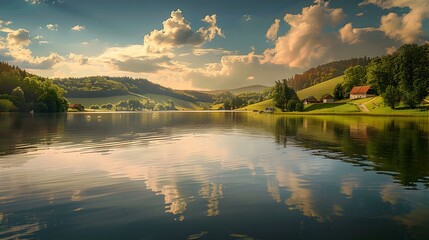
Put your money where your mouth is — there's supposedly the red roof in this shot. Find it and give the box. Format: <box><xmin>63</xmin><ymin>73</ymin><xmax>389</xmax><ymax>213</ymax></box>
<box><xmin>350</xmin><ymin>86</ymin><xmax>372</xmax><ymax>94</ymax></box>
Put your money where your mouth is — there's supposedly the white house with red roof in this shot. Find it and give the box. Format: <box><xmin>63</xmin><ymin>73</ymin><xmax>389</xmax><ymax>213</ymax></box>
<box><xmin>349</xmin><ymin>86</ymin><xmax>377</xmax><ymax>99</ymax></box>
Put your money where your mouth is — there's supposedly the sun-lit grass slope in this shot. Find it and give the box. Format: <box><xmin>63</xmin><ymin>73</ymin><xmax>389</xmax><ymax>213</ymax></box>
<box><xmin>238</xmin><ymin>99</ymin><xmax>281</xmax><ymax>112</ymax></box>
<box><xmin>296</xmin><ymin>76</ymin><xmax>344</xmax><ymax>100</ymax></box>
<box><xmin>68</xmin><ymin>93</ymin><xmax>208</xmax><ymax>110</ymax></box>
<box><xmin>305</xmin><ymin>96</ymin><xmax>429</xmax><ymax>115</ymax></box>
<box><xmin>143</xmin><ymin>94</ymin><xmax>208</xmax><ymax>110</ymax></box>
<box><xmin>303</xmin><ymin>102</ymin><xmax>360</xmax><ymax>113</ymax></box>
<box><xmin>67</xmin><ymin>95</ymin><xmax>142</xmax><ymax>107</ymax></box>
<box><xmin>361</xmin><ymin>96</ymin><xmax>429</xmax><ymax>115</ymax></box>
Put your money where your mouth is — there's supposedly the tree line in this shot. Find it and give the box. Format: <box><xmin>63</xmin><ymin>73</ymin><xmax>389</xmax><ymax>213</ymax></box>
<box><xmin>287</xmin><ymin>57</ymin><xmax>371</xmax><ymax>91</ymax></box>
<box><xmin>0</xmin><ymin>62</ymin><xmax>67</xmax><ymax>112</ymax></box>
<box><xmin>55</xmin><ymin>76</ymin><xmax>214</xmax><ymax>103</ymax></box>
<box><xmin>334</xmin><ymin>44</ymin><xmax>429</xmax><ymax>109</ymax></box>
<box><xmin>88</xmin><ymin>99</ymin><xmax>177</xmax><ymax>111</ymax></box>
<box><xmin>220</xmin><ymin>89</ymin><xmax>272</xmax><ymax>110</ymax></box>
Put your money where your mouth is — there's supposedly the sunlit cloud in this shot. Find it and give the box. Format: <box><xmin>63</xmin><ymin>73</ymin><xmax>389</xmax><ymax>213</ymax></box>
<box><xmin>0</xmin><ymin>19</ymin><xmax>14</xmax><ymax>33</ymax></box>
<box><xmin>4</xmin><ymin>28</ymin><xmax>63</xmax><ymax>69</ymax></box>
<box><xmin>339</xmin><ymin>23</ymin><xmax>377</xmax><ymax>44</ymax></box>
<box><xmin>68</xmin><ymin>53</ymin><xmax>88</xmax><ymax>65</ymax></box>
<box><xmin>71</xmin><ymin>25</ymin><xmax>85</xmax><ymax>31</ymax></box>
<box><xmin>46</xmin><ymin>23</ymin><xmax>58</xmax><ymax>31</ymax></box>
<box><xmin>266</xmin><ymin>19</ymin><xmax>280</xmax><ymax>42</ymax></box>
<box><xmin>33</xmin><ymin>35</ymin><xmax>44</xmax><ymax>40</ymax></box>
<box><xmin>262</xmin><ymin>1</ymin><xmax>345</xmax><ymax>68</ymax></box>
<box><xmin>143</xmin><ymin>9</ymin><xmax>223</xmax><ymax>53</ymax></box>
<box><xmin>192</xmin><ymin>48</ymin><xmax>237</xmax><ymax>56</ymax></box>
<box><xmin>187</xmin><ymin>50</ymin><xmax>292</xmax><ymax>89</ymax></box>
<box><xmin>360</xmin><ymin>0</ymin><xmax>429</xmax><ymax>43</ymax></box>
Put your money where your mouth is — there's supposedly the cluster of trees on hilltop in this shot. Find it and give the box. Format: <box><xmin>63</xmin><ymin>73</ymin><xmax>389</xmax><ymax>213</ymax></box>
<box><xmin>368</xmin><ymin>44</ymin><xmax>428</xmax><ymax>109</ymax></box>
<box><xmin>334</xmin><ymin>44</ymin><xmax>429</xmax><ymax>109</ymax></box>
<box><xmin>217</xmin><ymin>88</ymin><xmax>272</xmax><ymax>110</ymax></box>
<box><xmin>55</xmin><ymin>76</ymin><xmax>128</xmax><ymax>98</ymax></box>
<box><xmin>287</xmin><ymin>57</ymin><xmax>371</xmax><ymax>91</ymax></box>
<box><xmin>88</xmin><ymin>99</ymin><xmax>177</xmax><ymax>111</ymax></box>
<box><xmin>0</xmin><ymin>62</ymin><xmax>68</xmax><ymax>112</ymax></box>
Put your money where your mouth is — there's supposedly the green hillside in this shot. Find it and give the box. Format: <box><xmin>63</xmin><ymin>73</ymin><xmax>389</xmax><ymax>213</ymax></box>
<box><xmin>143</xmin><ymin>94</ymin><xmax>209</xmax><ymax>110</ymax></box>
<box><xmin>67</xmin><ymin>95</ymin><xmax>142</xmax><ymax>107</ymax></box>
<box><xmin>238</xmin><ymin>99</ymin><xmax>281</xmax><ymax>112</ymax></box>
<box><xmin>242</xmin><ymin>75</ymin><xmax>344</xmax><ymax>112</ymax></box>
<box><xmin>67</xmin><ymin>94</ymin><xmax>208</xmax><ymax>110</ymax></box>
<box><xmin>296</xmin><ymin>75</ymin><xmax>344</xmax><ymax>100</ymax></box>
<box><xmin>229</xmin><ymin>85</ymin><xmax>269</xmax><ymax>94</ymax></box>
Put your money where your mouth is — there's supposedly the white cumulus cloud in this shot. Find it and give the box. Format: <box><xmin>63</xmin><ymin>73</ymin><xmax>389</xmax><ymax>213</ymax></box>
<box><xmin>71</xmin><ymin>25</ymin><xmax>85</xmax><ymax>31</ymax></box>
<box><xmin>143</xmin><ymin>9</ymin><xmax>223</xmax><ymax>53</ymax></box>
<box><xmin>7</xmin><ymin>28</ymin><xmax>31</xmax><ymax>47</ymax></box>
<box><xmin>360</xmin><ymin>0</ymin><xmax>429</xmax><ymax>43</ymax></box>
<box><xmin>262</xmin><ymin>0</ymin><xmax>345</xmax><ymax>68</ymax></box>
<box><xmin>266</xmin><ymin>19</ymin><xmax>280</xmax><ymax>41</ymax></box>
<box><xmin>46</xmin><ymin>24</ymin><xmax>58</xmax><ymax>31</ymax></box>
<box><xmin>4</xmin><ymin>28</ymin><xmax>63</xmax><ymax>69</ymax></box>
<box><xmin>68</xmin><ymin>53</ymin><xmax>88</xmax><ymax>65</ymax></box>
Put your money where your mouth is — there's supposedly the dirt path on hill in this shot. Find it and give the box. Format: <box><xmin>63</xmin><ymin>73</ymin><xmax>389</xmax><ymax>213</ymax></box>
<box><xmin>358</xmin><ymin>97</ymin><xmax>378</xmax><ymax>112</ymax></box>
<box><xmin>358</xmin><ymin>103</ymin><xmax>369</xmax><ymax>112</ymax></box>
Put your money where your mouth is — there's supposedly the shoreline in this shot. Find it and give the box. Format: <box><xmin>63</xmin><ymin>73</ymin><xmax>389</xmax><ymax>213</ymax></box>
<box><xmin>273</xmin><ymin>111</ymin><xmax>429</xmax><ymax>117</ymax></box>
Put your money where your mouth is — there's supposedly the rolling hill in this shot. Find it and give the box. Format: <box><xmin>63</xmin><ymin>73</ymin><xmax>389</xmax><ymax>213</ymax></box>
<box><xmin>296</xmin><ymin>75</ymin><xmax>344</xmax><ymax>100</ymax></box>
<box><xmin>229</xmin><ymin>85</ymin><xmax>270</xmax><ymax>94</ymax></box>
<box><xmin>242</xmin><ymin>75</ymin><xmax>344</xmax><ymax>111</ymax></box>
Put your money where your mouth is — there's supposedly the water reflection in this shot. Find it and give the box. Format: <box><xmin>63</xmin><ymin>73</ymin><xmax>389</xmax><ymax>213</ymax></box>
<box><xmin>0</xmin><ymin>112</ymin><xmax>428</xmax><ymax>239</ymax></box>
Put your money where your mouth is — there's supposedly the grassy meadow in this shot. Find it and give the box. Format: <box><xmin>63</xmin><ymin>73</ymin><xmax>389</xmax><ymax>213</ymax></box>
<box><xmin>296</xmin><ymin>76</ymin><xmax>344</xmax><ymax>100</ymax></box>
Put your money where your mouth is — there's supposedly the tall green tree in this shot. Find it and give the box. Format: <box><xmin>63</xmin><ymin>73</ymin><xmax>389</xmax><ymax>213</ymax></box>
<box><xmin>128</xmin><ymin>99</ymin><xmax>143</xmax><ymax>110</ymax></box>
<box><xmin>396</xmin><ymin>44</ymin><xmax>429</xmax><ymax>108</ymax></box>
<box><xmin>343</xmin><ymin>65</ymin><xmax>366</xmax><ymax>97</ymax></box>
<box><xmin>382</xmin><ymin>85</ymin><xmax>401</xmax><ymax>109</ymax></box>
<box><xmin>273</xmin><ymin>79</ymin><xmax>298</xmax><ymax>112</ymax></box>
<box><xmin>366</xmin><ymin>56</ymin><xmax>395</xmax><ymax>94</ymax></box>
<box><xmin>223</xmin><ymin>98</ymin><xmax>231</xmax><ymax>110</ymax></box>
<box><xmin>333</xmin><ymin>83</ymin><xmax>344</xmax><ymax>100</ymax></box>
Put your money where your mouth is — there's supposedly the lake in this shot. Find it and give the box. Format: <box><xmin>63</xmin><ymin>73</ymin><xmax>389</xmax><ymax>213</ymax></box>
<box><xmin>1</xmin><ymin>112</ymin><xmax>428</xmax><ymax>240</ymax></box>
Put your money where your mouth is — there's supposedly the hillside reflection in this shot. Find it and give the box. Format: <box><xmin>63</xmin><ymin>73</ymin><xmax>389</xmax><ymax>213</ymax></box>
<box><xmin>1</xmin><ymin>112</ymin><xmax>428</xmax><ymax>186</ymax></box>
<box><xmin>1</xmin><ymin>112</ymin><xmax>429</xmax><ymax>239</ymax></box>
<box><xmin>273</xmin><ymin>116</ymin><xmax>429</xmax><ymax>187</ymax></box>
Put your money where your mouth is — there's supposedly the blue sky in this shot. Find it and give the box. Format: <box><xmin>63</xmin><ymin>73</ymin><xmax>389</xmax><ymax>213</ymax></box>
<box><xmin>0</xmin><ymin>0</ymin><xmax>428</xmax><ymax>89</ymax></box>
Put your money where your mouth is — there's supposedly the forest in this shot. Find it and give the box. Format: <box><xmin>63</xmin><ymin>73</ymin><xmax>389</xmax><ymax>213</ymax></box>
<box><xmin>55</xmin><ymin>76</ymin><xmax>213</xmax><ymax>103</ymax></box>
<box><xmin>287</xmin><ymin>57</ymin><xmax>371</xmax><ymax>91</ymax></box>
<box><xmin>335</xmin><ymin>44</ymin><xmax>429</xmax><ymax>109</ymax></box>
<box><xmin>0</xmin><ymin>62</ymin><xmax>68</xmax><ymax>112</ymax></box>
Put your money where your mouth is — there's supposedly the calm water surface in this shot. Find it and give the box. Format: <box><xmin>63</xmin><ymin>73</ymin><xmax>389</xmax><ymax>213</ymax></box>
<box><xmin>0</xmin><ymin>112</ymin><xmax>428</xmax><ymax>239</ymax></box>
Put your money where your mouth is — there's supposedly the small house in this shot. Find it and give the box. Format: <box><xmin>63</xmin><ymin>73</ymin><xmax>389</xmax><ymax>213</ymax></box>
<box><xmin>349</xmin><ymin>86</ymin><xmax>376</xmax><ymax>99</ymax></box>
<box><xmin>68</xmin><ymin>103</ymin><xmax>84</xmax><ymax>111</ymax></box>
<box><xmin>303</xmin><ymin>96</ymin><xmax>318</xmax><ymax>105</ymax></box>
<box><xmin>320</xmin><ymin>94</ymin><xmax>335</xmax><ymax>103</ymax></box>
